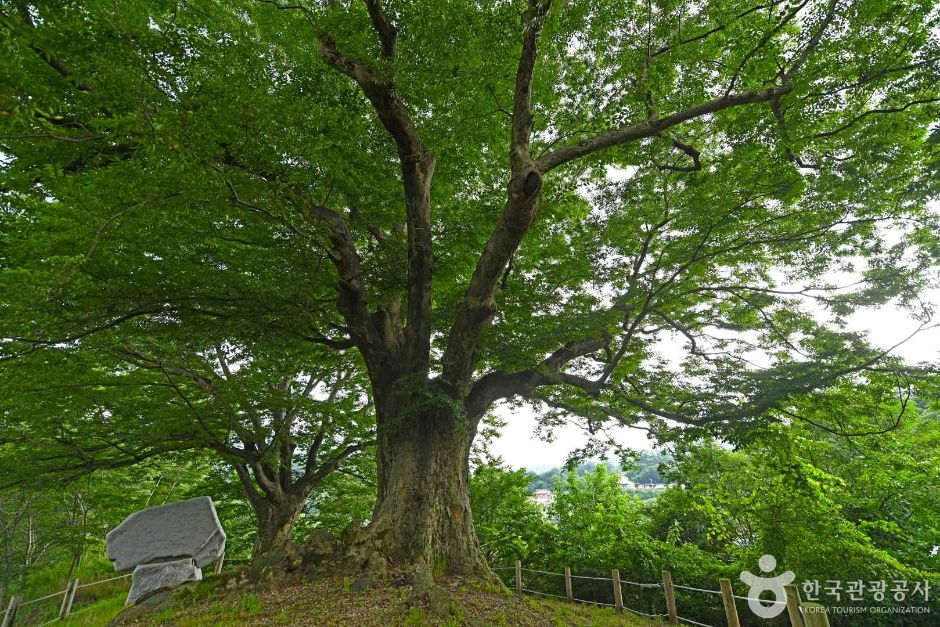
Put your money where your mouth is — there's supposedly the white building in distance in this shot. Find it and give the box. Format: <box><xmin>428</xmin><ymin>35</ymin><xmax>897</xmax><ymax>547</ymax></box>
<box><xmin>530</xmin><ymin>488</ymin><xmax>555</xmax><ymax>507</ymax></box>
<box><xmin>618</xmin><ymin>475</ymin><xmax>636</xmax><ymax>491</ymax></box>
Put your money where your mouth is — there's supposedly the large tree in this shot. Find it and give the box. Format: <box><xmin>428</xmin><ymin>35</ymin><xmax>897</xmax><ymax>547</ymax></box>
<box><xmin>1</xmin><ymin>0</ymin><xmax>938</xmax><ymax>583</ymax></box>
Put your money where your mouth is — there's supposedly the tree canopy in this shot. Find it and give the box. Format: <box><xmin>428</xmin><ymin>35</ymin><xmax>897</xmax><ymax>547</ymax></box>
<box><xmin>1</xmin><ymin>0</ymin><xmax>938</xmax><ymax>578</ymax></box>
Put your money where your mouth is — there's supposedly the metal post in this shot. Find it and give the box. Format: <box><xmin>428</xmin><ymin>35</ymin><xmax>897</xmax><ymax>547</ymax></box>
<box><xmin>662</xmin><ymin>570</ymin><xmax>678</xmax><ymax>624</ymax></box>
<box><xmin>719</xmin><ymin>578</ymin><xmax>741</xmax><ymax>627</ymax></box>
<box><xmin>611</xmin><ymin>569</ymin><xmax>624</xmax><ymax>613</ymax></box>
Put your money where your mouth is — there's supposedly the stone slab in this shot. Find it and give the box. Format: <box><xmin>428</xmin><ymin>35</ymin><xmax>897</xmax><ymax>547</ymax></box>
<box><xmin>107</xmin><ymin>496</ymin><xmax>226</xmax><ymax>570</ymax></box>
<box><xmin>126</xmin><ymin>558</ymin><xmax>202</xmax><ymax>605</ymax></box>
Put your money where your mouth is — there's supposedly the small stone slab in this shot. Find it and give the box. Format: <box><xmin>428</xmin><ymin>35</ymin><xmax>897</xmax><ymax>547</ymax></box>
<box><xmin>127</xmin><ymin>558</ymin><xmax>202</xmax><ymax>604</ymax></box>
<box><xmin>107</xmin><ymin>496</ymin><xmax>226</xmax><ymax>571</ymax></box>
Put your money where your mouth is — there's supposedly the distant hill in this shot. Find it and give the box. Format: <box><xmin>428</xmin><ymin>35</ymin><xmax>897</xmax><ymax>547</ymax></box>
<box><xmin>526</xmin><ymin>451</ymin><xmax>671</xmax><ymax>491</ymax></box>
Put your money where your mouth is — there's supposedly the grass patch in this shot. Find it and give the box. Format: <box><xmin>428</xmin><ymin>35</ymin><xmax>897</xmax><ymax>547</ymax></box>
<box><xmin>137</xmin><ymin>575</ymin><xmax>663</xmax><ymax>626</ymax></box>
<box><xmin>541</xmin><ymin>597</ymin><xmax>652</xmax><ymax>626</ymax></box>
<box><xmin>40</xmin><ymin>572</ymin><xmax>663</xmax><ymax>626</ymax></box>
<box><xmin>59</xmin><ymin>594</ymin><xmax>127</xmax><ymax>627</ymax></box>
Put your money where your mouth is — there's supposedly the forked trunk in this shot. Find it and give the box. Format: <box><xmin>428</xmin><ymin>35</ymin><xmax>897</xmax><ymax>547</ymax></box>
<box><xmin>362</xmin><ymin>386</ymin><xmax>488</xmax><ymax>579</ymax></box>
<box><xmin>252</xmin><ymin>496</ymin><xmax>304</xmax><ymax>560</ymax></box>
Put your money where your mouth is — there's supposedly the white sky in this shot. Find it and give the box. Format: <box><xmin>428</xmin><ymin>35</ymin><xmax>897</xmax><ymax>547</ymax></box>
<box><xmin>492</xmin><ymin>172</ymin><xmax>940</xmax><ymax>470</ymax></box>
<box><xmin>491</xmin><ymin>292</ymin><xmax>940</xmax><ymax>470</ymax></box>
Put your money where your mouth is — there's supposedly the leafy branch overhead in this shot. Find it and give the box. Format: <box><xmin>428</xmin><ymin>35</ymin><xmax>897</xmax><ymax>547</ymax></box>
<box><xmin>0</xmin><ymin>0</ymin><xmax>937</xmax><ymax>575</ymax></box>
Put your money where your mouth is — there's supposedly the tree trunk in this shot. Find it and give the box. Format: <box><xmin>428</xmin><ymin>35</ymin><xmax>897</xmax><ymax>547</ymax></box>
<box><xmin>251</xmin><ymin>496</ymin><xmax>305</xmax><ymax>560</ymax></box>
<box><xmin>360</xmin><ymin>385</ymin><xmax>488</xmax><ymax>579</ymax></box>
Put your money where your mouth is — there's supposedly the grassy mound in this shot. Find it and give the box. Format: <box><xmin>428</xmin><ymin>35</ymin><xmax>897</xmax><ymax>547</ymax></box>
<box><xmin>102</xmin><ymin>574</ymin><xmax>662</xmax><ymax>626</ymax></box>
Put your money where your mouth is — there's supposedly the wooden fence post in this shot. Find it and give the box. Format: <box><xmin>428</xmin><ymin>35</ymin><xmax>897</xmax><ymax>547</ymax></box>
<box><xmin>214</xmin><ymin>551</ymin><xmax>225</xmax><ymax>575</ymax></box>
<box><xmin>785</xmin><ymin>584</ymin><xmax>805</xmax><ymax>627</ymax></box>
<box><xmin>514</xmin><ymin>560</ymin><xmax>522</xmax><ymax>595</ymax></box>
<box><xmin>719</xmin><ymin>578</ymin><xmax>741</xmax><ymax>627</ymax></box>
<box><xmin>564</xmin><ymin>567</ymin><xmax>572</xmax><ymax>603</ymax></box>
<box><xmin>59</xmin><ymin>578</ymin><xmax>79</xmax><ymax>620</ymax></box>
<box><xmin>611</xmin><ymin>569</ymin><xmax>624</xmax><ymax>613</ymax></box>
<box><xmin>662</xmin><ymin>570</ymin><xmax>678</xmax><ymax>624</ymax></box>
<box><xmin>1</xmin><ymin>595</ymin><xmax>21</xmax><ymax>627</ymax></box>
<box><xmin>801</xmin><ymin>602</ymin><xmax>832</xmax><ymax>627</ymax></box>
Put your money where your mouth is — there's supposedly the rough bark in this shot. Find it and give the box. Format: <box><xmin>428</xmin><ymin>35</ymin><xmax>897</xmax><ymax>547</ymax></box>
<box><xmin>337</xmin><ymin>381</ymin><xmax>488</xmax><ymax>583</ymax></box>
<box><xmin>233</xmin><ymin>463</ymin><xmax>307</xmax><ymax>565</ymax></box>
<box><xmin>252</xmin><ymin>496</ymin><xmax>305</xmax><ymax>559</ymax></box>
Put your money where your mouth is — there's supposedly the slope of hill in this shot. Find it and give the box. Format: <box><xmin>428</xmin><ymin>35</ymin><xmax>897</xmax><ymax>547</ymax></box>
<box><xmin>100</xmin><ymin>573</ymin><xmax>661</xmax><ymax>626</ymax></box>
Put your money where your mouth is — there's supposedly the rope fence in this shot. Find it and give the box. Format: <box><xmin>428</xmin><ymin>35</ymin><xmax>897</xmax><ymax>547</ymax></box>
<box><xmin>670</xmin><ymin>581</ymin><xmax>727</xmax><ymax>626</ymax></box>
<box><xmin>572</xmin><ymin>598</ymin><xmax>617</xmax><ymax>607</ymax></box>
<box><xmin>521</xmin><ymin>588</ymin><xmax>569</xmax><ymax>601</ymax></box>
<box><xmin>1</xmin><ymin>572</ymin><xmax>135</xmax><ymax>627</ymax></box>
<box><xmin>673</xmin><ymin>583</ymin><xmax>722</xmax><ymax>596</ymax></box>
<box><xmin>6</xmin><ymin>557</ymin><xmax>822</xmax><ymax>626</ymax></box>
<box><xmin>1</xmin><ymin>553</ymin><xmax>240</xmax><ymax>626</ymax></box>
<box><xmin>510</xmin><ymin>561</ymin><xmax>672</xmax><ymax>619</ymax></box>
<box><xmin>17</xmin><ymin>591</ymin><xmax>66</xmax><ymax>608</ymax></box>
<box><xmin>568</xmin><ymin>573</ymin><xmax>612</xmax><ymax>581</ymax></box>
<box><xmin>501</xmin><ymin>560</ymin><xmax>829</xmax><ymax>627</ymax></box>
<box><xmin>624</xmin><ymin>606</ymin><xmax>670</xmax><ymax>619</ymax></box>
<box><xmin>520</xmin><ymin>567</ymin><xmax>563</xmax><ymax>577</ymax></box>
<box><xmin>75</xmin><ymin>573</ymin><xmax>131</xmax><ymax>589</ymax></box>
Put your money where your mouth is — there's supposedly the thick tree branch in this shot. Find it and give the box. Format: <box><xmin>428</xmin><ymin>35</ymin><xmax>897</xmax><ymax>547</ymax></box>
<box><xmin>0</xmin><ymin>305</ymin><xmax>203</xmax><ymax>362</ymax></box>
<box><xmin>778</xmin><ymin>0</ymin><xmax>839</xmax><ymax>83</ymax></box>
<box><xmin>301</xmin><ymin>333</ymin><xmax>357</xmax><ymax>350</ymax></box>
<box><xmin>251</xmin><ymin>460</ymin><xmax>284</xmax><ymax>501</ymax></box>
<box><xmin>464</xmin><ymin>335</ymin><xmax>608</xmax><ymax>418</ymax></box>
<box><xmin>771</xmin><ymin>95</ymin><xmax>819</xmax><ymax>169</ymax></box>
<box><xmin>234</xmin><ymin>465</ymin><xmax>264</xmax><ymax>510</ymax></box>
<box><xmin>809</xmin><ymin>97</ymin><xmax>940</xmax><ymax>139</ymax></box>
<box><xmin>363</xmin><ymin>0</ymin><xmax>397</xmax><ymax>59</ymax></box>
<box><xmin>442</xmin><ymin>1</ymin><xmax>551</xmax><ymax>393</ymax></box>
<box><xmin>537</xmin><ymin>85</ymin><xmax>789</xmax><ymax>172</ymax></box>
<box><xmin>0</xmin><ymin>439</ymin><xmax>201</xmax><ymax>489</ymax></box>
<box><xmin>725</xmin><ymin>0</ymin><xmax>810</xmax><ymax>96</ymax></box>
<box><xmin>808</xmin><ymin>57</ymin><xmax>939</xmax><ymax>99</ymax></box>
<box><xmin>287</xmin><ymin>186</ymin><xmax>387</xmax><ymax>369</ymax></box>
<box><xmin>510</xmin><ymin>0</ymin><xmax>552</xmax><ymax>172</ymax></box>
<box><xmin>318</xmin><ymin>29</ymin><xmax>434</xmax><ymax>373</ymax></box>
